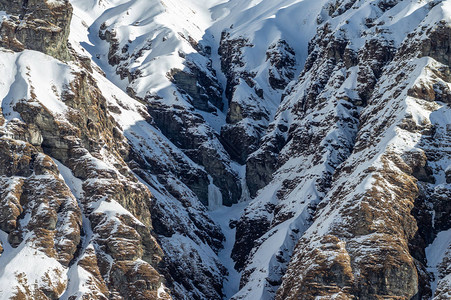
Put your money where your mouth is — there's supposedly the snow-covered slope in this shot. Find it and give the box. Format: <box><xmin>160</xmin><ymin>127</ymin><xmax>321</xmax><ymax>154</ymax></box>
<box><xmin>0</xmin><ymin>46</ymin><xmax>177</xmax><ymax>298</ymax></box>
<box><xmin>70</xmin><ymin>0</ymin><xmax>243</xmax><ymax>207</ymax></box>
<box><xmin>0</xmin><ymin>0</ymin><xmax>450</xmax><ymax>299</ymax></box>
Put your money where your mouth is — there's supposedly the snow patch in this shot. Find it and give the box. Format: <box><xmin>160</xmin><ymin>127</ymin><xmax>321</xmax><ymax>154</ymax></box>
<box><xmin>426</xmin><ymin>229</ymin><xmax>451</xmax><ymax>295</ymax></box>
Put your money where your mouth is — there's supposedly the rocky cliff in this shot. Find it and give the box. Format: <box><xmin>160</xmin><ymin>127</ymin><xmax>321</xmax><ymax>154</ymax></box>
<box><xmin>0</xmin><ymin>0</ymin><xmax>72</xmax><ymax>60</ymax></box>
<box><xmin>232</xmin><ymin>1</ymin><xmax>451</xmax><ymax>299</ymax></box>
<box><xmin>0</xmin><ymin>0</ymin><xmax>450</xmax><ymax>299</ymax></box>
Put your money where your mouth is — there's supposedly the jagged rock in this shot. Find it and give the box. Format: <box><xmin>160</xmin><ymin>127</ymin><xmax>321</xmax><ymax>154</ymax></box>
<box><xmin>266</xmin><ymin>40</ymin><xmax>296</xmax><ymax>90</ymax></box>
<box><xmin>218</xmin><ymin>30</ymin><xmax>277</xmax><ymax>163</ymax></box>
<box><xmin>231</xmin><ymin>215</ymin><xmax>271</xmax><ymax>272</ymax></box>
<box><xmin>434</xmin><ymin>244</ymin><xmax>451</xmax><ymax>299</ymax></box>
<box><xmin>0</xmin><ymin>0</ymin><xmax>72</xmax><ymax>61</ymax></box>
<box><xmin>169</xmin><ymin>62</ymin><xmax>223</xmax><ymax>112</ymax></box>
<box><xmin>220</xmin><ymin>123</ymin><xmax>261</xmax><ymax>164</ymax></box>
<box><xmin>147</xmin><ymin>102</ymin><xmax>241</xmax><ymax>206</ymax></box>
<box><xmin>1</xmin><ymin>0</ymin><xmax>450</xmax><ymax>299</ymax></box>
<box><xmin>245</xmin><ymin>145</ymin><xmax>280</xmax><ymax>198</ymax></box>
<box><xmin>446</xmin><ymin>167</ymin><xmax>451</xmax><ymax>184</ymax></box>
<box><xmin>97</xmin><ymin>7</ymin><xmax>242</xmax><ymax>209</ymax></box>
<box><xmin>274</xmin><ymin>5</ymin><xmax>450</xmax><ymax>298</ymax></box>
<box><xmin>218</xmin><ymin>32</ymin><xmax>254</xmax><ymax>102</ymax></box>
<box><xmin>0</xmin><ymin>46</ymin><xmax>170</xmax><ymax>298</ymax></box>
<box><xmin>0</xmin><ymin>138</ymin><xmax>82</xmax><ymax>297</ymax></box>
<box><xmin>420</xmin><ymin>21</ymin><xmax>451</xmax><ymax>67</ymax></box>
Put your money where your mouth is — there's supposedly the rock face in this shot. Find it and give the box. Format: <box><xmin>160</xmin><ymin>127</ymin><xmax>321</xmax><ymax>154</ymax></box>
<box><xmin>91</xmin><ymin>0</ymin><xmax>306</xmax><ymax>201</ymax></box>
<box><xmin>218</xmin><ymin>32</ymin><xmax>274</xmax><ymax>164</ymax></box>
<box><xmin>95</xmin><ymin>4</ymin><xmax>243</xmax><ymax>207</ymax></box>
<box><xmin>0</xmin><ymin>3</ymin><xmax>171</xmax><ymax>298</ymax></box>
<box><xmin>0</xmin><ymin>48</ymin><xmax>171</xmax><ymax>299</ymax></box>
<box><xmin>0</xmin><ymin>139</ymin><xmax>82</xmax><ymax>298</ymax></box>
<box><xmin>0</xmin><ymin>0</ymin><xmax>450</xmax><ymax>299</ymax></box>
<box><xmin>0</xmin><ymin>0</ymin><xmax>72</xmax><ymax>61</ymax></box>
<box><xmin>146</xmin><ymin>102</ymin><xmax>241</xmax><ymax>207</ymax></box>
<box><xmin>226</xmin><ymin>1</ymin><xmax>451</xmax><ymax>299</ymax></box>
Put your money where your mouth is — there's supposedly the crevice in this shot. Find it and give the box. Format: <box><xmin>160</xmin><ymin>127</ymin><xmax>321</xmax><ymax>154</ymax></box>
<box><xmin>408</xmin><ymin>185</ymin><xmax>435</xmax><ymax>299</ymax></box>
<box><xmin>20</xmin><ymin>0</ymin><xmax>29</xmax><ymax>20</ymax></box>
<box><xmin>68</xmin><ymin>226</ymin><xmax>85</xmax><ymax>267</ymax></box>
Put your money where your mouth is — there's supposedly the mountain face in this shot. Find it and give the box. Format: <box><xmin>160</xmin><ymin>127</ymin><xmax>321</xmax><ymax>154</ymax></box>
<box><xmin>0</xmin><ymin>0</ymin><xmax>449</xmax><ymax>299</ymax></box>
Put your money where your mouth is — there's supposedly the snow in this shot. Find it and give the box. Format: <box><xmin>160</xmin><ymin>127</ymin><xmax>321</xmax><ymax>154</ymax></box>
<box><xmin>70</xmin><ymin>0</ymin><xmax>223</xmax><ymax>100</ymax></box>
<box><xmin>93</xmin><ymin>199</ymin><xmax>145</xmax><ymax>227</ymax></box>
<box><xmin>426</xmin><ymin>229</ymin><xmax>451</xmax><ymax>295</ymax></box>
<box><xmin>216</xmin><ymin>1</ymin><xmax>451</xmax><ymax>298</ymax></box>
<box><xmin>59</xmin><ymin>245</ymin><xmax>106</xmax><ymax>300</ymax></box>
<box><xmin>0</xmin><ymin>231</ymin><xmax>67</xmax><ymax>299</ymax></box>
<box><xmin>68</xmin><ymin>0</ymin><xmax>331</xmax><ymax>143</ymax></box>
<box><xmin>90</xmin><ymin>63</ymin><xmax>204</xmax><ymax>173</ymax></box>
<box><xmin>209</xmin><ymin>201</ymin><xmax>248</xmax><ymax>299</ymax></box>
<box><xmin>52</xmin><ymin>159</ymin><xmax>103</xmax><ymax>300</ymax></box>
<box><xmin>157</xmin><ymin>283</ymin><xmax>166</xmax><ymax>298</ymax></box>
<box><xmin>46</xmin><ymin>0</ymin><xmax>66</xmax><ymax>5</ymax></box>
<box><xmin>0</xmin><ymin>50</ymin><xmax>74</xmax><ymax>124</ymax></box>
<box><xmin>198</xmin><ymin>108</ymin><xmax>227</xmax><ymax>133</ymax></box>
<box><xmin>54</xmin><ymin>159</ymin><xmax>84</xmax><ymax>200</ymax></box>
<box><xmin>0</xmin><ymin>0</ymin><xmax>448</xmax><ymax>299</ymax></box>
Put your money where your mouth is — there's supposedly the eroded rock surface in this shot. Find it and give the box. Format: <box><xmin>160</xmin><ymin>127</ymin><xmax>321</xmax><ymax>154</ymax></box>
<box><xmin>0</xmin><ymin>0</ymin><xmax>72</xmax><ymax>60</ymax></box>
<box><xmin>0</xmin><ymin>0</ymin><xmax>450</xmax><ymax>299</ymax></box>
<box><xmin>232</xmin><ymin>1</ymin><xmax>451</xmax><ymax>299</ymax></box>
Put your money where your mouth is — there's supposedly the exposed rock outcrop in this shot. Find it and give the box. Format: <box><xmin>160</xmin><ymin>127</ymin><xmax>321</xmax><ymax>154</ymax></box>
<box><xmin>147</xmin><ymin>102</ymin><xmax>241</xmax><ymax>206</ymax></box>
<box><xmin>0</xmin><ymin>0</ymin><xmax>72</xmax><ymax>61</ymax></box>
<box><xmin>275</xmin><ymin>3</ymin><xmax>451</xmax><ymax>300</ymax></box>
<box><xmin>97</xmin><ymin>13</ymin><xmax>242</xmax><ymax>207</ymax></box>
<box><xmin>231</xmin><ymin>1</ymin><xmax>451</xmax><ymax>299</ymax></box>
<box><xmin>1</xmin><ymin>0</ymin><xmax>450</xmax><ymax>299</ymax></box>
<box><xmin>0</xmin><ymin>138</ymin><xmax>81</xmax><ymax>298</ymax></box>
<box><xmin>0</xmin><ymin>44</ymin><xmax>169</xmax><ymax>298</ymax></box>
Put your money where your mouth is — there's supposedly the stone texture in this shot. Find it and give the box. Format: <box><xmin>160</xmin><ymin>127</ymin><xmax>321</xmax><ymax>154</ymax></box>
<box><xmin>147</xmin><ymin>102</ymin><xmax>241</xmax><ymax>206</ymax></box>
<box><xmin>0</xmin><ymin>138</ymin><xmax>82</xmax><ymax>297</ymax></box>
<box><xmin>274</xmin><ymin>9</ymin><xmax>450</xmax><ymax>299</ymax></box>
<box><xmin>0</xmin><ymin>0</ymin><xmax>72</xmax><ymax>61</ymax></box>
<box><xmin>0</xmin><ymin>0</ymin><xmax>450</xmax><ymax>299</ymax></box>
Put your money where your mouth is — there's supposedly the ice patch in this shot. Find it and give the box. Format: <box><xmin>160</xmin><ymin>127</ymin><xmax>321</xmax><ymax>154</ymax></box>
<box><xmin>208</xmin><ymin>175</ymin><xmax>223</xmax><ymax>211</ymax></box>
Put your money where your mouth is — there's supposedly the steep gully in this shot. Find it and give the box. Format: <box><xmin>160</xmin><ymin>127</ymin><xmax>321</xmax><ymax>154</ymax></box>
<box><xmin>69</xmin><ymin>0</ymin><xmax>450</xmax><ymax>299</ymax></box>
<box><xmin>80</xmin><ymin>5</ymin><xmax>351</xmax><ymax>299</ymax></box>
<box><xmin>73</xmin><ymin>5</ymin><xmax>307</xmax><ymax>299</ymax></box>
